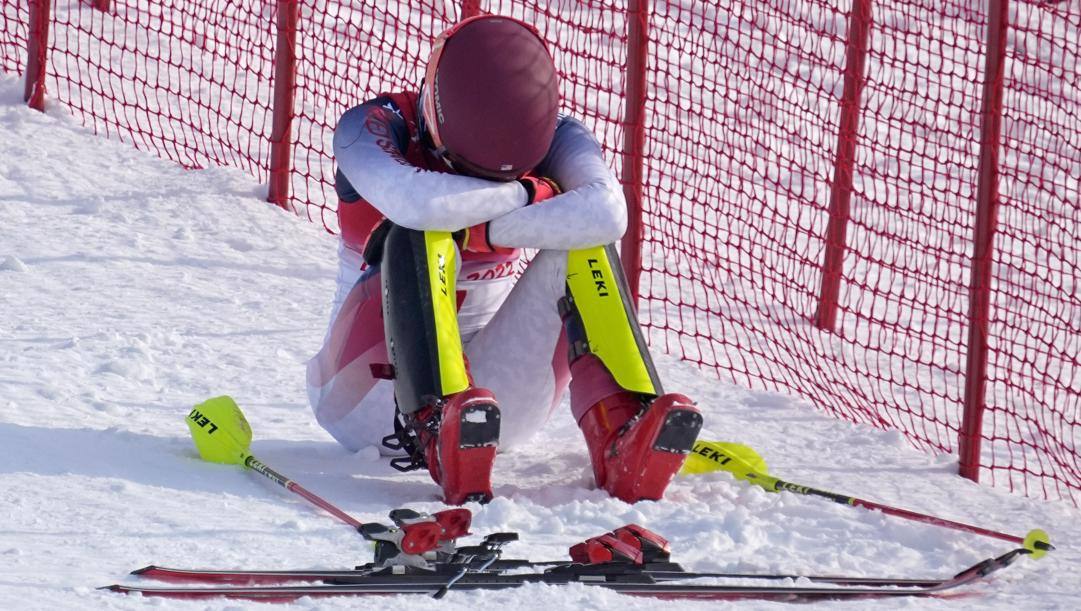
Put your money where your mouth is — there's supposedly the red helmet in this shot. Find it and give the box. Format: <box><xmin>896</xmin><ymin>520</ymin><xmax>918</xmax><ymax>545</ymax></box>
<box><xmin>421</xmin><ymin>15</ymin><xmax>559</xmax><ymax>181</ymax></box>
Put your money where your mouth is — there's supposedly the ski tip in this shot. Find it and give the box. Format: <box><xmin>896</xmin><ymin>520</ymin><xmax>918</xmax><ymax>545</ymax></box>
<box><xmin>1023</xmin><ymin>529</ymin><xmax>1053</xmax><ymax>559</ymax></box>
<box><xmin>98</xmin><ymin>584</ymin><xmax>125</xmax><ymax>593</ymax></box>
<box><xmin>130</xmin><ymin>566</ymin><xmax>158</xmax><ymax>575</ymax></box>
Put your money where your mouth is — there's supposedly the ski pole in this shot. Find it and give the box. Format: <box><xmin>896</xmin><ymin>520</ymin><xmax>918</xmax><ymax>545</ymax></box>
<box><xmin>683</xmin><ymin>440</ymin><xmax>1053</xmax><ymax>558</ymax></box>
<box><xmin>185</xmin><ymin>396</ymin><xmax>457</xmax><ymax>554</ymax></box>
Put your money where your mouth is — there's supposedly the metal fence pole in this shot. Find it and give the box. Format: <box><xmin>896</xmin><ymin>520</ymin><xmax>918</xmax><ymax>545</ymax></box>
<box><xmin>24</xmin><ymin>0</ymin><xmax>53</xmax><ymax>111</ymax></box>
<box><xmin>267</xmin><ymin>0</ymin><xmax>299</xmax><ymax>212</ymax></box>
<box><xmin>460</xmin><ymin>0</ymin><xmax>481</xmax><ymax>19</ymax></box>
<box><xmin>959</xmin><ymin>0</ymin><xmax>1010</xmax><ymax>482</ymax></box>
<box><xmin>814</xmin><ymin>0</ymin><xmax>873</xmax><ymax>331</ymax></box>
<box><xmin>619</xmin><ymin>0</ymin><xmax>650</xmax><ymax>302</ymax></box>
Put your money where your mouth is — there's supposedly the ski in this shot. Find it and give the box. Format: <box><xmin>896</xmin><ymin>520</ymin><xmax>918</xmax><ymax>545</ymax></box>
<box><xmin>127</xmin><ymin>522</ymin><xmax>971</xmax><ymax>589</ymax></box>
<box><xmin>104</xmin><ymin>523</ymin><xmax>1038</xmax><ymax>602</ymax></box>
<box><xmin>130</xmin><ymin>565</ymin><xmax>372</xmax><ymax>585</ymax></box>
<box><xmin>102</xmin><ymin>547</ymin><xmax>1025</xmax><ymax>602</ymax></box>
<box><xmin>129</xmin><ymin>561</ymin><xmax>569</xmax><ymax>585</ymax></box>
<box><xmin>131</xmin><ymin>558</ymin><xmax>951</xmax><ymax>589</ymax></box>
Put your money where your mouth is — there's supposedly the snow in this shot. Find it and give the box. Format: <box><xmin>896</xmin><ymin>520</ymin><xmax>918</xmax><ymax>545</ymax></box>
<box><xmin>1</xmin><ymin>73</ymin><xmax>1079</xmax><ymax>609</ymax></box>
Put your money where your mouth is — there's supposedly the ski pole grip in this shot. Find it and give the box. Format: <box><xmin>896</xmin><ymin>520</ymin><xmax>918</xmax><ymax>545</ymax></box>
<box><xmin>245</xmin><ymin>456</ymin><xmax>292</xmax><ymax>489</ymax></box>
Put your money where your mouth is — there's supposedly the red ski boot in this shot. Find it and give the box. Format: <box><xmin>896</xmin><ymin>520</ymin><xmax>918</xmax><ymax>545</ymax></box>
<box><xmin>571</xmin><ymin>355</ymin><xmax>702</xmax><ymax>502</ymax></box>
<box><xmin>602</xmin><ymin>393</ymin><xmax>702</xmax><ymax>502</ymax></box>
<box><xmin>394</xmin><ymin>387</ymin><xmax>501</xmax><ymax>506</ymax></box>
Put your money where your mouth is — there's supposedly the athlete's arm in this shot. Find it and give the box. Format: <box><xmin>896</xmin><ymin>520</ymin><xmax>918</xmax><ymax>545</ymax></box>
<box><xmin>333</xmin><ymin>99</ymin><xmax>529</xmax><ymax>232</ymax></box>
<box><xmin>486</xmin><ymin>116</ymin><xmax>627</xmax><ymax>250</ymax></box>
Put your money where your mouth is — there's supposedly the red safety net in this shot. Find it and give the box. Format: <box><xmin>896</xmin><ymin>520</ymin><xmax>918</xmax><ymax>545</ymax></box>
<box><xmin>637</xmin><ymin>0</ymin><xmax>1078</xmax><ymax>504</ymax></box>
<box><xmin>0</xmin><ymin>0</ymin><xmax>1077</xmax><ymax>503</ymax></box>
<box><xmin>0</xmin><ymin>0</ymin><xmax>26</xmax><ymax>75</ymax></box>
<box><xmin>988</xmin><ymin>1</ymin><xmax>1080</xmax><ymax>500</ymax></box>
<box><xmin>36</xmin><ymin>1</ymin><xmax>277</xmax><ymax>173</ymax></box>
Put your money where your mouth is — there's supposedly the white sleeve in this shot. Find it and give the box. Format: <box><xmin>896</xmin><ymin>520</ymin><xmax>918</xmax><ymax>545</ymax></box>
<box><xmin>333</xmin><ymin>104</ymin><xmax>529</xmax><ymax>232</ymax></box>
<box><xmin>487</xmin><ymin>117</ymin><xmax>627</xmax><ymax>251</ymax></box>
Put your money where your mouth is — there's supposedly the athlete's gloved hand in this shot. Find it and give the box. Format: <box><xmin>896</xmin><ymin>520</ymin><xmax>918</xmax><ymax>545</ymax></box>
<box><xmin>517</xmin><ymin>175</ymin><xmax>561</xmax><ymax>205</ymax></box>
<box><xmin>459</xmin><ymin>176</ymin><xmax>560</xmax><ymax>254</ymax></box>
<box><xmin>458</xmin><ymin>222</ymin><xmax>515</xmax><ymax>255</ymax></box>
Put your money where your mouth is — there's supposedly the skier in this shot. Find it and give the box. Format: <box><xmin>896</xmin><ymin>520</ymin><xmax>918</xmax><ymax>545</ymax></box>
<box><xmin>307</xmin><ymin>15</ymin><xmax>703</xmax><ymax>505</ymax></box>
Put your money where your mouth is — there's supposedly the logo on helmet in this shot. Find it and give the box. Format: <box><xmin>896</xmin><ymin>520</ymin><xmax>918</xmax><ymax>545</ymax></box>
<box><xmin>433</xmin><ymin>73</ymin><xmax>445</xmax><ymax>124</ymax></box>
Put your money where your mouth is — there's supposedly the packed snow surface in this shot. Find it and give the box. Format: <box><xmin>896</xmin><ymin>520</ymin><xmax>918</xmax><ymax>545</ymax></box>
<box><xmin>0</xmin><ymin>76</ymin><xmax>1078</xmax><ymax>609</ymax></box>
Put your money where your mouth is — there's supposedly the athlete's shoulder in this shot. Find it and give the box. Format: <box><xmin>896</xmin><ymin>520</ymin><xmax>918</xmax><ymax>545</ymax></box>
<box><xmin>340</xmin><ymin>92</ymin><xmax>414</xmax><ymax>125</ymax></box>
<box><xmin>536</xmin><ymin>114</ymin><xmax>603</xmax><ymax>173</ymax></box>
<box><xmin>379</xmin><ymin>91</ymin><xmax>419</xmax><ymax>118</ymax></box>
<box><xmin>555</xmin><ymin>113</ymin><xmax>586</xmax><ymax>129</ymax></box>
<box><xmin>550</xmin><ymin>114</ymin><xmax>601</xmax><ymax>146</ymax></box>
<box><xmin>335</xmin><ymin>92</ymin><xmax>419</xmax><ymax>157</ymax></box>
